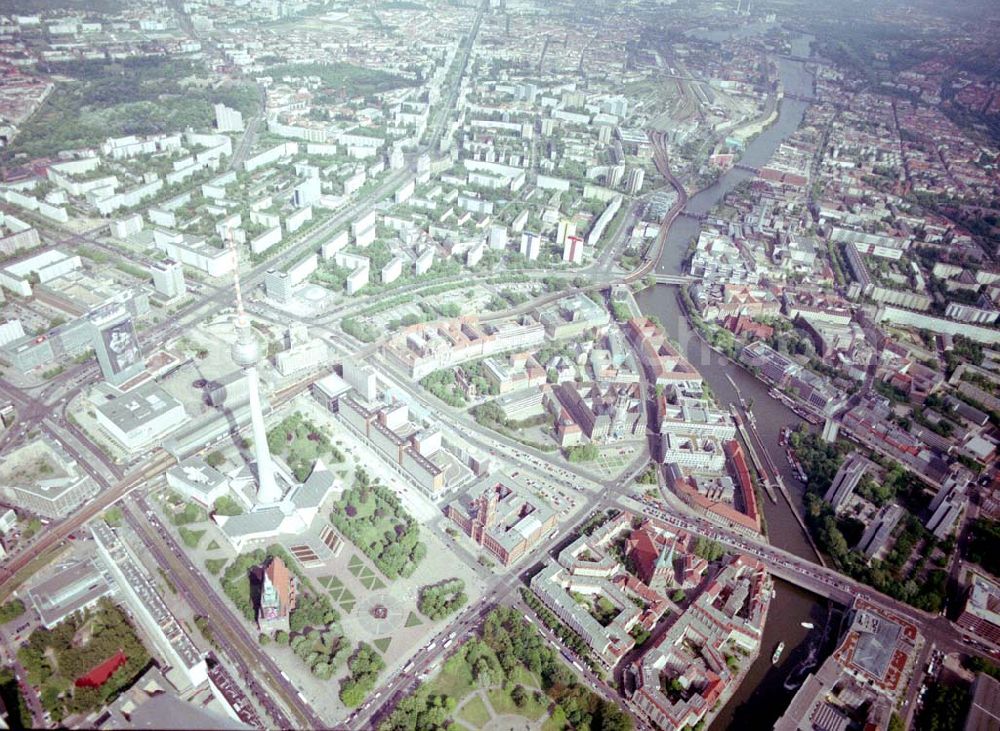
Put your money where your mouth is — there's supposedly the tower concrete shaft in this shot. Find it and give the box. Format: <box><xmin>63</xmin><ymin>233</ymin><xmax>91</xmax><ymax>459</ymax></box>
<box><xmin>244</xmin><ymin>356</ymin><xmax>281</xmax><ymax>504</ymax></box>
<box><xmin>226</xmin><ymin>230</ymin><xmax>280</xmax><ymax>504</ymax></box>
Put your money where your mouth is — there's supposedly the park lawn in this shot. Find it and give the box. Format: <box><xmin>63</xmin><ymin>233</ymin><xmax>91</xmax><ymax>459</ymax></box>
<box><xmin>458</xmin><ymin>695</ymin><xmax>491</xmax><ymax>728</ymax></box>
<box><xmin>486</xmin><ymin>687</ymin><xmax>548</xmax><ymax>721</ymax></box>
<box><xmin>204</xmin><ymin>558</ymin><xmax>226</xmax><ymax>575</ymax></box>
<box><xmin>510</xmin><ymin>666</ymin><xmax>540</xmax><ymax>688</ymax></box>
<box><xmin>427</xmin><ymin>654</ymin><xmax>476</xmax><ymax>702</ymax></box>
<box><xmin>179</xmin><ymin>527</ymin><xmax>205</xmax><ymax>549</ymax></box>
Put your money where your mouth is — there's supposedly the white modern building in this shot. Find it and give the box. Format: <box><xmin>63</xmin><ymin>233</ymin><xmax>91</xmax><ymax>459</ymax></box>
<box><xmin>150</xmin><ymin>258</ymin><xmax>186</xmax><ymax>299</ymax></box>
<box><xmin>95</xmin><ymin>382</ymin><xmax>187</xmax><ymax>452</ymax></box>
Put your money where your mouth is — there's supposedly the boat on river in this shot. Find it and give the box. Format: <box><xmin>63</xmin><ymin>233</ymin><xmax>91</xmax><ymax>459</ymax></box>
<box><xmin>772</xmin><ymin>642</ymin><xmax>785</xmax><ymax>664</ymax></box>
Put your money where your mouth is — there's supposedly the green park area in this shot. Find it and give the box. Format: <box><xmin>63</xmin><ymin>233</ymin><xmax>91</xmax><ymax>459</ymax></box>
<box><xmin>790</xmin><ymin>427</ymin><xmax>952</xmax><ymax>613</ymax></box>
<box><xmin>4</xmin><ymin>57</ymin><xmax>258</xmax><ymax>161</ymax></box>
<box><xmin>266</xmin><ymin>412</ymin><xmax>344</xmax><ymax>482</ymax></box>
<box><xmin>17</xmin><ymin>599</ymin><xmax>150</xmax><ymax>724</ymax></box>
<box><xmin>347</xmin><ymin>554</ymin><xmax>386</xmax><ymax>591</ymax></box>
<box><xmin>330</xmin><ymin>468</ymin><xmax>426</xmax><ymax>580</ymax></box>
<box><xmin>0</xmin><ymin>598</ymin><xmax>26</xmax><ymax>624</ymax></box>
<box><xmin>265</xmin><ymin>62</ymin><xmax>417</xmax><ymax>101</ymax></box>
<box><xmin>417</xmin><ymin>578</ymin><xmax>468</xmax><ymax>620</ymax></box>
<box><xmin>218</xmin><ymin>546</ymin><xmax>348</xmax><ymax>680</ymax></box>
<box><xmin>319</xmin><ymin>575</ymin><xmax>357</xmax><ymax>613</ymax></box>
<box><xmin>378</xmin><ymin>606</ymin><xmax>631</xmax><ymax>731</ymax></box>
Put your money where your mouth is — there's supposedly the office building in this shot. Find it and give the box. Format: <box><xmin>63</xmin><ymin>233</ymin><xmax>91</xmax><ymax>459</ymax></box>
<box><xmin>150</xmin><ymin>258</ymin><xmax>186</xmax><ymax>299</ymax></box>
<box><xmin>958</xmin><ymin>572</ymin><xmax>1000</xmax><ymax>646</ymax></box>
<box><xmin>343</xmin><ymin>359</ymin><xmax>378</xmax><ymax>401</ymax></box>
<box><xmin>27</xmin><ymin>559</ymin><xmax>113</xmax><ymax>629</ymax></box>
<box><xmin>263</xmin><ymin>269</ymin><xmax>293</xmax><ymax>303</ymax></box>
<box><xmin>856</xmin><ymin>504</ymin><xmax>905</xmax><ymax>559</ymax></box>
<box><xmin>166</xmin><ymin>456</ymin><xmax>231</xmax><ymax>509</ymax></box>
<box><xmin>274</xmin><ymin>338</ymin><xmax>327</xmax><ymax>378</ymax></box>
<box><xmin>90</xmin><ymin>302</ymin><xmax>145</xmax><ymax>387</ymax></box>
<box><xmin>926</xmin><ymin>490</ymin><xmax>966</xmax><ymax>540</ymax></box>
<box><xmin>823</xmin><ymin>452</ymin><xmax>872</xmax><ymax>512</ymax></box>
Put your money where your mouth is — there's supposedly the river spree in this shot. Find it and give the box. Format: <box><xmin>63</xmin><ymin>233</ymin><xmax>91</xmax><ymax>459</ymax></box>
<box><xmin>635</xmin><ymin>33</ymin><xmax>834</xmax><ymax>729</ymax></box>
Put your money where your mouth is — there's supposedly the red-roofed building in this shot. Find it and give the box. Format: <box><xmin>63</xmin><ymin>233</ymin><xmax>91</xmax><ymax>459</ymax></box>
<box><xmin>76</xmin><ymin>649</ymin><xmax>127</xmax><ymax>688</ymax></box>
<box><xmin>257</xmin><ymin>556</ymin><xmax>296</xmax><ymax>636</ymax></box>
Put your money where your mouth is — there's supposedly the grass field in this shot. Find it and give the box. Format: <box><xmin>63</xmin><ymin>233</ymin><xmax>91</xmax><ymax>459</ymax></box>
<box><xmin>486</xmin><ymin>686</ymin><xmax>548</xmax><ymax>721</ymax></box>
<box><xmin>427</xmin><ymin>654</ymin><xmax>476</xmax><ymax>702</ymax></box>
<box><xmin>458</xmin><ymin>696</ymin><xmax>491</xmax><ymax>728</ymax></box>
<box><xmin>347</xmin><ymin>553</ymin><xmax>386</xmax><ymax>590</ymax></box>
<box><xmin>178</xmin><ymin>527</ymin><xmax>205</xmax><ymax>549</ymax></box>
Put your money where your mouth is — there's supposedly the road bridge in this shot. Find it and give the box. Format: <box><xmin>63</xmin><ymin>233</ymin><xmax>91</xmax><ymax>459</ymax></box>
<box><xmin>650</xmin><ymin>274</ymin><xmax>697</xmax><ymax>285</ymax></box>
<box><xmin>679</xmin><ymin>210</ymin><xmax>707</xmax><ymax>221</ymax></box>
<box><xmin>783</xmin><ymin>92</ymin><xmax>817</xmax><ymax>103</ymax></box>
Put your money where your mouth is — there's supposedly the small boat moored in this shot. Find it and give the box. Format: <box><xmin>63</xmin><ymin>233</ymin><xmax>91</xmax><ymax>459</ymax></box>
<box><xmin>772</xmin><ymin>642</ymin><xmax>785</xmax><ymax>664</ymax></box>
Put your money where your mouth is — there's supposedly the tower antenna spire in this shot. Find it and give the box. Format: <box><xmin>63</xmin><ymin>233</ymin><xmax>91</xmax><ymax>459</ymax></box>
<box><xmin>226</xmin><ymin>228</ymin><xmax>248</xmax><ymax>325</ymax></box>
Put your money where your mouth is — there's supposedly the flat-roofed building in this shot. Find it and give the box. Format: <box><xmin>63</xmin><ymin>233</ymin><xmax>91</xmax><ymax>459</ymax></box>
<box><xmin>0</xmin><ymin>440</ymin><xmax>99</xmax><ymax>518</ymax></box>
<box><xmin>28</xmin><ymin>559</ymin><xmax>113</xmax><ymax>629</ymax></box>
<box><xmin>95</xmin><ymin>382</ymin><xmax>187</xmax><ymax>452</ymax></box>
<box><xmin>958</xmin><ymin>572</ymin><xmax>1000</xmax><ymax>647</ymax></box>
<box><xmin>832</xmin><ymin>598</ymin><xmax>920</xmax><ymax>698</ymax></box>
<box><xmin>824</xmin><ymin>451</ymin><xmax>873</xmax><ymax>512</ymax></box>
<box><xmin>856</xmin><ymin>504</ymin><xmax>905</xmax><ymax>559</ymax></box>
<box><xmin>166</xmin><ymin>456</ymin><xmax>230</xmax><ymax>509</ymax></box>
<box><xmin>964</xmin><ymin>673</ymin><xmax>1000</xmax><ymax>731</ymax></box>
<box><xmin>311</xmin><ymin>372</ymin><xmax>352</xmax><ymax>413</ymax></box>
<box><xmin>92</xmin><ymin>521</ymin><xmax>208</xmax><ymax>690</ymax></box>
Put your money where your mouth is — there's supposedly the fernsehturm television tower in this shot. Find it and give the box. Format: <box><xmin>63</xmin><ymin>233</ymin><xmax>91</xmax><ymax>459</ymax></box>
<box><xmin>226</xmin><ymin>232</ymin><xmax>282</xmax><ymax>505</ymax></box>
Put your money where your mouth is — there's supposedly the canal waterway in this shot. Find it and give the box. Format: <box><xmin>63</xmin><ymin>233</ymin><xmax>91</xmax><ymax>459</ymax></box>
<box><xmin>635</xmin><ymin>32</ymin><xmax>832</xmax><ymax>729</ymax></box>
